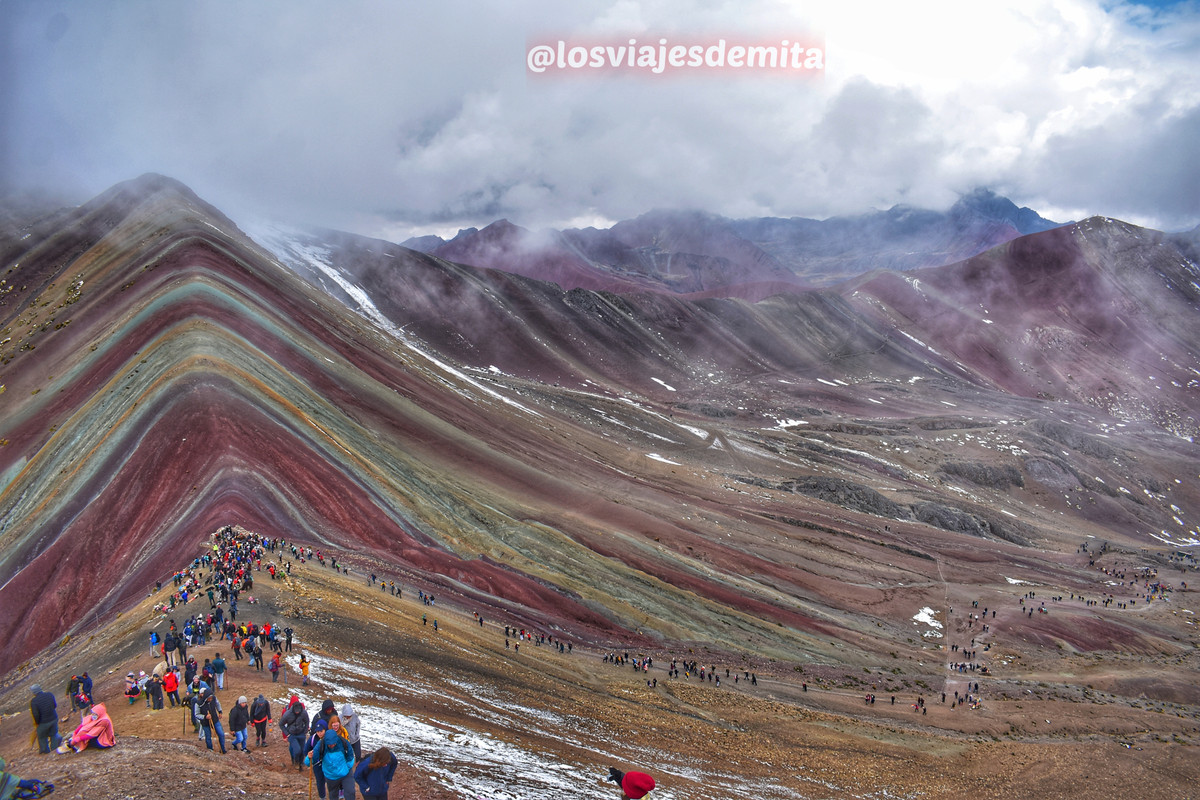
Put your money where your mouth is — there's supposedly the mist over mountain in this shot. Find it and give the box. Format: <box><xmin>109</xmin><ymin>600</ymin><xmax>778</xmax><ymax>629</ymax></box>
<box><xmin>1</xmin><ymin>175</ymin><xmax>1198</xmax><ymax>798</ymax></box>
<box><xmin>401</xmin><ymin>188</ymin><xmax>1064</xmax><ymax>297</ymax></box>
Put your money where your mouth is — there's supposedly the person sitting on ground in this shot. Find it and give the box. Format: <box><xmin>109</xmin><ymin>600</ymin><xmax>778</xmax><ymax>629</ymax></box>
<box><xmin>57</xmin><ymin>704</ymin><xmax>115</xmax><ymax>753</ymax></box>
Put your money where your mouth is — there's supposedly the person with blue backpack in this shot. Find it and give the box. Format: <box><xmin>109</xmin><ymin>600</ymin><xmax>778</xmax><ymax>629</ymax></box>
<box><xmin>313</xmin><ymin>715</ymin><xmax>356</xmax><ymax>800</ymax></box>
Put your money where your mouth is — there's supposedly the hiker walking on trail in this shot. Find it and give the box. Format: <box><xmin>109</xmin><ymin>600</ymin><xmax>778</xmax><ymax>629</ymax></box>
<box><xmin>163</xmin><ymin>631</ymin><xmax>177</xmax><ymax>667</ymax></box>
<box><xmin>250</xmin><ymin>694</ymin><xmax>272</xmax><ymax>747</ymax></box>
<box><xmin>229</xmin><ymin>696</ymin><xmax>250</xmax><ymax>752</ymax></box>
<box><xmin>341</xmin><ymin>702</ymin><xmax>362</xmax><ymax>761</ymax></box>
<box><xmin>306</xmin><ymin>720</ymin><xmax>328</xmax><ymax>799</ymax></box>
<box><xmin>311</xmin><ymin>699</ymin><xmax>336</xmax><ymax>733</ymax></box>
<box><xmin>355</xmin><ymin>746</ymin><xmax>397</xmax><ymax>799</ymax></box>
<box><xmin>280</xmin><ymin>695</ymin><xmax>309</xmax><ymax>769</ymax></box>
<box><xmin>197</xmin><ymin>687</ymin><xmax>227</xmax><ymax>754</ymax></box>
<box><xmin>315</xmin><ymin>716</ymin><xmax>356</xmax><ymax>800</ymax></box>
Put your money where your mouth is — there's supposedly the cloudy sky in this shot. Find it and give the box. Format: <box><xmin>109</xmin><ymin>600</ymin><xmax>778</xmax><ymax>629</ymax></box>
<box><xmin>2</xmin><ymin>0</ymin><xmax>1198</xmax><ymax>238</ymax></box>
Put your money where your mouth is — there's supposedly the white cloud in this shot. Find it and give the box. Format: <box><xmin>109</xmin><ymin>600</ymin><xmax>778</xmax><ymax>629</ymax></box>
<box><xmin>2</xmin><ymin>0</ymin><xmax>1197</xmax><ymax>235</ymax></box>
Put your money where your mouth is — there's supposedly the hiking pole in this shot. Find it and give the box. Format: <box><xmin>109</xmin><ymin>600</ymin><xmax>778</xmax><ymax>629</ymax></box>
<box><xmin>307</xmin><ymin>770</ymin><xmax>312</xmax><ymax>800</ymax></box>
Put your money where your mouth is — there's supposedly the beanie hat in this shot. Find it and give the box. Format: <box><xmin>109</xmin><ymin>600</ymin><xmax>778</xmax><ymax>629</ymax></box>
<box><xmin>30</xmin><ymin>684</ymin><xmax>42</xmax><ymax>694</ymax></box>
<box><xmin>238</xmin><ymin>696</ymin><xmax>247</xmax><ymax>704</ymax></box>
<box><xmin>622</xmin><ymin>771</ymin><xmax>656</xmax><ymax>799</ymax></box>
<box><xmin>313</xmin><ymin>719</ymin><xmax>328</xmax><ymax>731</ymax></box>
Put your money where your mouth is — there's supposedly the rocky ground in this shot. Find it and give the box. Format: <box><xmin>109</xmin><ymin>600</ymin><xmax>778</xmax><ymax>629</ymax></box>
<box><xmin>1</xmin><ymin>533</ymin><xmax>1197</xmax><ymax>800</ymax></box>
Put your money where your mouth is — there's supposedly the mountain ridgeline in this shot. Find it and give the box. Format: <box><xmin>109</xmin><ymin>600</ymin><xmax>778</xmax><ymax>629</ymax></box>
<box><xmin>1</xmin><ymin>174</ymin><xmax>1197</xmax><ymax>682</ymax></box>
<box><xmin>403</xmin><ymin>188</ymin><xmax>1063</xmax><ymax>297</ymax></box>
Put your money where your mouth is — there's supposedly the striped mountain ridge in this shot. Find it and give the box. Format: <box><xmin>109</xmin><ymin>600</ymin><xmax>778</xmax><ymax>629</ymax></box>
<box><xmin>1</xmin><ymin>174</ymin><xmax>1197</xmax><ymax>691</ymax></box>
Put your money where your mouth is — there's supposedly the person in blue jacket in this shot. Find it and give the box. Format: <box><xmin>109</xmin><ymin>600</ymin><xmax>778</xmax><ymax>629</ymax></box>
<box><xmin>354</xmin><ymin>746</ymin><xmax>397</xmax><ymax>799</ymax></box>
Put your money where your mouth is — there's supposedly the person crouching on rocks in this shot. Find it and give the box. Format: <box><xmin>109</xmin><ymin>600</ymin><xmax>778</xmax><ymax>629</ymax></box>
<box><xmin>607</xmin><ymin>767</ymin><xmax>656</xmax><ymax>799</ymax></box>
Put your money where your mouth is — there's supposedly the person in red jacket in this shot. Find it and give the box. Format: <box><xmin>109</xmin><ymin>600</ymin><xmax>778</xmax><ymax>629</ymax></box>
<box><xmin>607</xmin><ymin>767</ymin><xmax>655</xmax><ymax>799</ymax></box>
<box><xmin>163</xmin><ymin>667</ymin><xmax>181</xmax><ymax>707</ymax></box>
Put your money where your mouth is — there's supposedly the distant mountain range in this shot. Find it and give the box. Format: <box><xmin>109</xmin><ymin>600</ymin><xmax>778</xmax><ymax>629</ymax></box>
<box><xmin>402</xmin><ymin>189</ymin><xmax>1063</xmax><ymax>299</ymax></box>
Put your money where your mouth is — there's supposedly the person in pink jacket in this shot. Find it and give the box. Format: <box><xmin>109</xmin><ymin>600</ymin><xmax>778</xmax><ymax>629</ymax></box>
<box><xmin>57</xmin><ymin>703</ymin><xmax>116</xmax><ymax>752</ymax></box>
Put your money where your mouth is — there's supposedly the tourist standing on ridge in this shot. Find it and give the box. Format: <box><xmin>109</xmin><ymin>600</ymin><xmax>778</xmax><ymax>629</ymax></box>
<box><xmin>211</xmin><ymin>653</ymin><xmax>227</xmax><ymax>689</ymax></box>
<box><xmin>147</xmin><ymin>672</ymin><xmax>164</xmax><ymax>710</ymax></box>
<box><xmin>163</xmin><ymin>667</ymin><xmax>180</xmax><ymax>707</ymax></box>
<box><xmin>29</xmin><ymin>684</ymin><xmax>62</xmax><ymax>754</ymax></box>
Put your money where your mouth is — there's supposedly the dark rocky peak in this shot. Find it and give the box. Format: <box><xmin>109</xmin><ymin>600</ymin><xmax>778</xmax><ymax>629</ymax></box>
<box><xmin>949</xmin><ymin>188</ymin><xmax>1062</xmax><ymax>235</ymax></box>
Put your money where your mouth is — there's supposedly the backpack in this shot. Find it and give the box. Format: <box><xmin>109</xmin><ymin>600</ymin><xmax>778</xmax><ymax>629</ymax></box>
<box><xmin>319</xmin><ymin>737</ymin><xmax>351</xmax><ymax>780</ymax></box>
